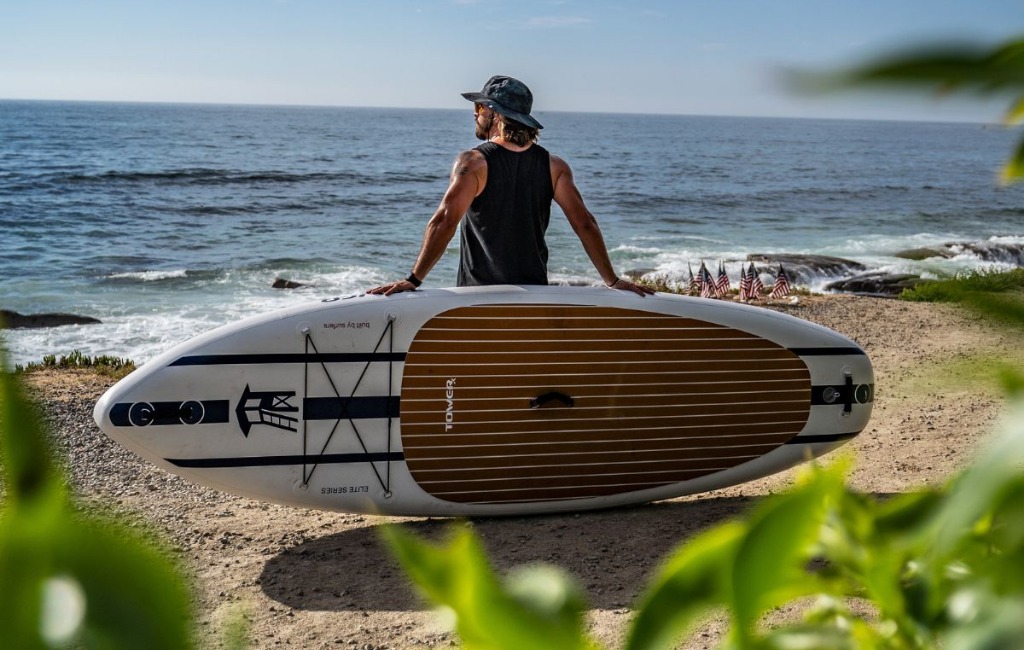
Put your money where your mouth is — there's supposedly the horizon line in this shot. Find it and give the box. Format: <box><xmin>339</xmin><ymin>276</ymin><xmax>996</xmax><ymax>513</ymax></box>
<box><xmin>0</xmin><ymin>96</ymin><xmax>1000</xmax><ymax>126</ymax></box>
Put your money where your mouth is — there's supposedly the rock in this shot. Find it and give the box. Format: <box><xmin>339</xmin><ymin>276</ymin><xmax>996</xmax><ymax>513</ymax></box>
<box><xmin>272</xmin><ymin>276</ymin><xmax>303</xmax><ymax>290</ymax></box>
<box><xmin>746</xmin><ymin>254</ymin><xmax>867</xmax><ymax>284</ymax></box>
<box><xmin>824</xmin><ymin>273</ymin><xmax>930</xmax><ymax>296</ymax></box>
<box><xmin>894</xmin><ymin>241</ymin><xmax>1024</xmax><ymax>265</ymax></box>
<box><xmin>0</xmin><ymin>310</ymin><xmax>102</xmax><ymax>329</ymax></box>
<box><xmin>892</xmin><ymin>247</ymin><xmax>954</xmax><ymax>261</ymax></box>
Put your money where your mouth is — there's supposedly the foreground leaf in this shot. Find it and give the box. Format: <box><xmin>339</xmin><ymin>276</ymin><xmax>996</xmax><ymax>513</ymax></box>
<box><xmin>626</xmin><ymin>521</ymin><xmax>743</xmax><ymax>650</ymax></box>
<box><xmin>382</xmin><ymin>524</ymin><xmax>597</xmax><ymax>650</ymax></box>
<box><xmin>0</xmin><ymin>366</ymin><xmax>195</xmax><ymax>649</ymax></box>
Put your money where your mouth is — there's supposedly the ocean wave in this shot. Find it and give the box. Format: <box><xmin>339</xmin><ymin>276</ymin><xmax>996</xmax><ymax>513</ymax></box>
<box><xmin>630</xmin><ymin>235</ymin><xmax>1024</xmax><ymax>295</ymax></box>
<box><xmin>100</xmin><ymin>269</ymin><xmax>229</xmax><ymax>287</ymax></box>
<box><xmin>104</xmin><ymin>269</ymin><xmax>190</xmax><ymax>282</ymax></box>
<box><xmin>892</xmin><ymin>238</ymin><xmax>1024</xmax><ymax>265</ymax></box>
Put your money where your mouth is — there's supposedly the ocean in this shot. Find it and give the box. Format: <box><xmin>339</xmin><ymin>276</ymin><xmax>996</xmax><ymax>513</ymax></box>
<box><xmin>2</xmin><ymin>100</ymin><xmax>1023</xmax><ymax>367</ymax></box>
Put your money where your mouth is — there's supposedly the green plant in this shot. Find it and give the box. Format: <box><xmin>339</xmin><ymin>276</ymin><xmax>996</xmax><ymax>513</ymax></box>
<box><xmin>0</xmin><ymin>358</ymin><xmax>195</xmax><ymax>649</ymax></box>
<box><xmin>791</xmin><ymin>36</ymin><xmax>1024</xmax><ymax>183</ymax></box>
<box><xmin>14</xmin><ymin>350</ymin><xmax>136</xmax><ymax>378</ymax></box>
<box><xmin>385</xmin><ymin>407</ymin><xmax>1024</xmax><ymax>649</ymax></box>
<box><xmin>384</xmin><ymin>525</ymin><xmax>598</xmax><ymax>650</ymax></box>
<box><xmin>900</xmin><ymin>268</ymin><xmax>1024</xmax><ymax>302</ymax></box>
<box><xmin>898</xmin><ymin>268</ymin><xmax>1024</xmax><ymax>332</ymax></box>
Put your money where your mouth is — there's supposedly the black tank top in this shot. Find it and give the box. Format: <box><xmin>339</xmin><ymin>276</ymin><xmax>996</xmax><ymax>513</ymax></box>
<box><xmin>457</xmin><ymin>142</ymin><xmax>553</xmax><ymax>286</ymax></box>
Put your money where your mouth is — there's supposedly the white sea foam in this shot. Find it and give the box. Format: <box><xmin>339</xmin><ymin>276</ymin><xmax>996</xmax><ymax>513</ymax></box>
<box><xmin>106</xmin><ymin>269</ymin><xmax>189</xmax><ymax>281</ymax></box>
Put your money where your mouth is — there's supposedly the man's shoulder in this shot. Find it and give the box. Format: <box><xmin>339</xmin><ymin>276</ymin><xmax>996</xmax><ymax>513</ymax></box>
<box><xmin>450</xmin><ymin>148</ymin><xmax>488</xmax><ymax>183</ymax></box>
<box><xmin>454</xmin><ymin>147</ymin><xmax>488</xmax><ymax>168</ymax></box>
<box><xmin>548</xmin><ymin>151</ymin><xmax>571</xmax><ymax>174</ymax></box>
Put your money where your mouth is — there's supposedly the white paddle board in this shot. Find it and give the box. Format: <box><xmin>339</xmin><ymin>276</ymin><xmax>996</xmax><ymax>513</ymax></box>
<box><xmin>94</xmin><ymin>286</ymin><xmax>873</xmax><ymax>516</ymax></box>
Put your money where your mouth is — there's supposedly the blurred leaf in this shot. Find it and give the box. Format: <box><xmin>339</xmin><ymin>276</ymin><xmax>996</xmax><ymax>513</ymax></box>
<box><xmin>760</xmin><ymin>623</ymin><xmax>859</xmax><ymax>650</ymax></box>
<box><xmin>873</xmin><ymin>490</ymin><xmax>944</xmax><ymax>539</ymax></box>
<box><xmin>626</xmin><ymin>521</ymin><xmax>743</xmax><ymax>650</ymax></box>
<box><xmin>382</xmin><ymin>524</ymin><xmax>597</xmax><ymax>650</ymax></box>
<box><xmin>999</xmin><ymin>136</ymin><xmax>1024</xmax><ymax>183</ymax></box>
<box><xmin>1005</xmin><ymin>96</ymin><xmax>1024</xmax><ymax>124</ymax></box>
<box><xmin>997</xmin><ymin>366</ymin><xmax>1024</xmax><ymax>396</ymax></box>
<box><xmin>926</xmin><ymin>403</ymin><xmax>1024</xmax><ymax>558</ymax></box>
<box><xmin>943</xmin><ymin>593</ymin><xmax>1024</xmax><ymax>650</ymax></box>
<box><xmin>0</xmin><ymin>356</ymin><xmax>65</xmax><ymax>508</ymax></box>
<box><xmin>790</xmin><ymin>35</ymin><xmax>1024</xmax><ymax>184</ymax></box>
<box><xmin>729</xmin><ymin>465</ymin><xmax>839</xmax><ymax>642</ymax></box>
<box><xmin>1</xmin><ymin>514</ymin><xmax>194</xmax><ymax>649</ymax></box>
<box><xmin>793</xmin><ymin>40</ymin><xmax>1024</xmax><ymax>96</ymax></box>
<box><xmin>0</xmin><ymin>365</ymin><xmax>196</xmax><ymax>649</ymax></box>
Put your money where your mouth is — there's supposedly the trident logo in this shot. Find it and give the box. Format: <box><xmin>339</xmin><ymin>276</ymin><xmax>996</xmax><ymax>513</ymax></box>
<box><xmin>235</xmin><ymin>385</ymin><xmax>299</xmax><ymax>437</ymax></box>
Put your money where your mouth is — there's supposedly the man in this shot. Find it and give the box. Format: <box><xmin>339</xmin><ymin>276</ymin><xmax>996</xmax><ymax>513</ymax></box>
<box><xmin>368</xmin><ymin>75</ymin><xmax>653</xmax><ymax>297</ymax></box>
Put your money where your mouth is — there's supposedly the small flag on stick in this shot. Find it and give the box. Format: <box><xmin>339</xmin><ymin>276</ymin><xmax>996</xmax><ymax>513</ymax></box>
<box><xmin>687</xmin><ymin>262</ymin><xmax>699</xmax><ymax>295</ymax></box>
<box><xmin>699</xmin><ymin>261</ymin><xmax>715</xmax><ymax>299</ymax></box>
<box><xmin>739</xmin><ymin>263</ymin><xmax>752</xmax><ymax>300</ymax></box>
<box><xmin>750</xmin><ymin>263</ymin><xmax>764</xmax><ymax>299</ymax></box>
<box><xmin>715</xmin><ymin>261</ymin><xmax>730</xmax><ymax>297</ymax></box>
<box><xmin>770</xmin><ymin>263</ymin><xmax>791</xmax><ymax>299</ymax></box>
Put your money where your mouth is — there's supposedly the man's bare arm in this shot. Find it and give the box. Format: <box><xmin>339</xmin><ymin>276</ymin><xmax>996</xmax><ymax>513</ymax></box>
<box><xmin>368</xmin><ymin>150</ymin><xmax>485</xmax><ymax>295</ymax></box>
<box><xmin>551</xmin><ymin>154</ymin><xmax>653</xmax><ymax>296</ymax></box>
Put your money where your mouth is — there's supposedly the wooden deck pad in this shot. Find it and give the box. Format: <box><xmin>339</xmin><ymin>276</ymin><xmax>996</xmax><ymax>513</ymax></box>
<box><xmin>401</xmin><ymin>304</ymin><xmax>811</xmax><ymax>504</ymax></box>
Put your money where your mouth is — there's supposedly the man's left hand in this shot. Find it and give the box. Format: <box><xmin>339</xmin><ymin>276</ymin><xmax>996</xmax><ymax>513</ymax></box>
<box><xmin>609</xmin><ymin>278</ymin><xmax>655</xmax><ymax>296</ymax></box>
<box><xmin>367</xmin><ymin>280</ymin><xmax>417</xmax><ymax>296</ymax></box>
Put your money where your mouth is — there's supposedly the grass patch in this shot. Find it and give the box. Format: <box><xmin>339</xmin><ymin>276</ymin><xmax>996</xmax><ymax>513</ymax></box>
<box><xmin>15</xmin><ymin>350</ymin><xmax>135</xmax><ymax>378</ymax></box>
<box><xmin>899</xmin><ymin>351</ymin><xmax>1024</xmax><ymax>399</ymax></box>
<box><xmin>900</xmin><ymin>268</ymin><xmax>1024</xmax><ymax>302</ymax></box>
<box><xmin>900</xmin><ymin>269</ymin><xmax>1024</xmax><ymax>330</ymax></box>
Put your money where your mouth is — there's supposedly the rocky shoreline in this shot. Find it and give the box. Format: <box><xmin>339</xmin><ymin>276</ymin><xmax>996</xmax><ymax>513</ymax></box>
<box><xmin>15</xmin><ymin>294</ymin><xmax>1024</xmax><ymax>649</ymax></box>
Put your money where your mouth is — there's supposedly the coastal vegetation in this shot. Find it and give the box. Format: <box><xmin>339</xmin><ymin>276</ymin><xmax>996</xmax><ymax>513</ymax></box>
<box><xmin>14</xmin><ymin>350</ymin><xmax>135</xmax><ymax>378</ymax></box>
<box><xmin>900</xmin><ymin>267</ymin><xmax>1024</xmax><ymax>301</ymax></box>
<box><xmin>0</xmin><ymin>359</ymin><xmax>194</xmax><ymax>649</ymax></box>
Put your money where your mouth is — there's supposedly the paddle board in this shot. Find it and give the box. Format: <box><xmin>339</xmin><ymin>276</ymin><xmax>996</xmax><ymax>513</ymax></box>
<box><xmin>93</xmin><ymin>286</ymin><xmax>873</xmax><ymax>516</ymax></box>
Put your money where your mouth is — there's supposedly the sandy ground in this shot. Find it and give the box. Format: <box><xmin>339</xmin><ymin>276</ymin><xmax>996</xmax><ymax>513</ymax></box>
<box><xmin>19</xmin><ymin>294</ymin><xmax>1024</xmax><ymax>649</ymax></box>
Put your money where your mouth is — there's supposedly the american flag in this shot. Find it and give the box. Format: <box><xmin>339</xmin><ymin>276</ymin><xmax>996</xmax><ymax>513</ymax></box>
<box><xmin>750</xmin><ymin>263</ymin><xmax>764</xmax><ymax>299</ymax></box>
<box><xmin>699</xmin><ymin>261</ymin><xmax>715</xmax><ymax>298</ymax></box>
<box><xmin>770</xmin><ymin>263</ymin><xmax>791</xmax><ymax>299</ymax></box>
<box><xmin>738</xmin><ymin>263</ymin><xmax>752</xmax><ymax>300</ymax></box>
<box><xmin>715</xmin><ymin>261</ymin><xmax>730</xmax><ymax>297</ymax></box>
<box><xmin>687</xmin><ymin>262</ymin><xmax>699</xmax><ymax>295</ymax></box>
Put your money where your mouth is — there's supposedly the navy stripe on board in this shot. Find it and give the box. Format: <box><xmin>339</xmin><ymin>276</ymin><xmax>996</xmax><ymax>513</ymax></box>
<box><xmin>166</xmin><ymin>451</ymin><xmax>405</xmax><ymax>468</ymax></box>
<box><xmin>110</xmin><ymin>400</ymin><xmax>230</xmax><ymax>427</ymax></box>
<box><xmin>811</xmin><ymin>383</ymin><xmax>874</xmax><ymax>406</ymax></box>
<box><xmin>170</xmin><ymin>352</ymin><xmax>406</xmax><ymax>366</ymax></box>
<box><xmin>789</xmin><ymin>347</ymin><xmax>866</xmax><ymax>356</ymax></box>
<box><xmin>785</xmin><ymin>432</ymin><xmax>859</xmax><ymax>444</ymax></box>
<box><xmin>304</xmin><ymin>396</ymin><xmax>400</xmax><ymax>420</ymax></box>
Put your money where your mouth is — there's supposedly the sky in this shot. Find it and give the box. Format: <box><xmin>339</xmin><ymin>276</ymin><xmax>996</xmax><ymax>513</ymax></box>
<box><xmin>2</xmin><ymin>0</ymin><xmax>1022</xmax><ymax>122</ymax></box>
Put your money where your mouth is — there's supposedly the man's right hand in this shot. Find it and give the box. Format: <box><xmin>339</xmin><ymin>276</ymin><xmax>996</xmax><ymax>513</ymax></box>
<box><xmin>367</xmin><ymin>280</ymin><xmax>417</xmax><ymax>296</ymax></box>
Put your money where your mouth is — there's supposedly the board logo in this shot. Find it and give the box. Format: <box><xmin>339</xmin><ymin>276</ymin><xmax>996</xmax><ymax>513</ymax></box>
<box><xmin>445</xmin><ymin>378</ymin><xmax>456</xmax><ymax>431</ymax></box>
<box><xmin>235</xmin><ymin>385</ymin><xmax>299</xmax><ymax>437</ymax></box>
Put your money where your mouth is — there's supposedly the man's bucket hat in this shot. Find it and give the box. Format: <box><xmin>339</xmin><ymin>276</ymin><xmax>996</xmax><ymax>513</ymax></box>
<box><xmin>462</xmin><ymin>75</ymin><xmax>543</xmax><ymax>130</ymax></box>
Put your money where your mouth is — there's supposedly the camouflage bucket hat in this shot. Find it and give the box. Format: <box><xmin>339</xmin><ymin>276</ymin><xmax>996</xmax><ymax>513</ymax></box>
<box><xmin>461</xmin><ymin>75</ymin><xmax>543</xmax><ymax>130</ymax></box>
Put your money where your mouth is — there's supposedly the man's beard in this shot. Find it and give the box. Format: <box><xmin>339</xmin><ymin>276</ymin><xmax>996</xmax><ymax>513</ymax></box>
<box><xmin>475</xmin><ymin>114</ymin><xmax>495</xmax><ymax>141</ymax></box>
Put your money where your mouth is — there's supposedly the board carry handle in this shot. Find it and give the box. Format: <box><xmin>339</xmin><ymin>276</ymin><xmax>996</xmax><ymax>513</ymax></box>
<box><xmin>530</xmin><ymin>391</ymin><xmax>574</xmax><ymax>409</ymax></box>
